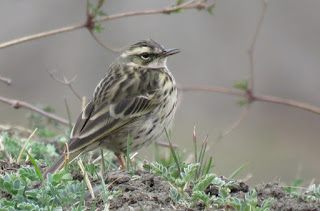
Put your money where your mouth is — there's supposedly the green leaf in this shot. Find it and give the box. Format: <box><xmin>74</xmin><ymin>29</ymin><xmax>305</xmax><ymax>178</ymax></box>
<box><xmin>181</xmin><ymin>163</ymin><xmax>199</xmax><ymax>183</ymax></box>
<box><xmin>245</xmin><ymin>189</ymin><xmax>258</xmax><ymax>207</ymax></box>
<box><xmin>61</xmin><ymin>173</ymin><xmax>73</xmax><ymax>181</ymax></box>
<box><xmin>212</xmin><ymin>177</ymin><xmax>225</xmax><ymax>187</ymax></box>
<box><xmin>233</xmin><ymin>79</ymin><xmax>249</xmax><ymax>91</ymax></box>
<box><xmin>94</xmin><ymin>24</ymin><xmax>104</xmax><ymax>33</ymax></box>
<box><xmin>237</xmin><ymin>99</ymin><xmax>249</xmax><ymax>107</ymax></box>
<box><xmin>52</xmin><ymin>171</ymin><xmax>72</xmax><ymax>184</ymax></box>
<box><xmin>19</xmin><ymin>168</ymin><xmax>38</xmax><ymax>182</ymax></box>
<box><xmin>207</xmin><ymin>4</ymin><xmax>215</xmax><ymax>15</ymax></box>
<box><xmin>261</xmin><ymin>198</ymin><xmax>274</xmax><ymax>209</ymax></box>
<box><xmin>169</xmin><ymin>187</ymin><xmax>181</xmax><ymax>202</ymax></box>
<box><xmin>192</xmin><ymin>190</ymin><xmax>210</xmax><ymax>208</ymax></box>
<box><xmin>12</xmin><ymin>180</ymin><xmax>22</xmax><ymax>190</ymax></box>
<box><xmin>193</xmin><ymin>174</ymin><xmax>216</xmax><ymax>192</ymax></box>
<box><xmin>219</xmin><ymin>187</ymin><xmax>231</xmax><ymax>200</ymax></box>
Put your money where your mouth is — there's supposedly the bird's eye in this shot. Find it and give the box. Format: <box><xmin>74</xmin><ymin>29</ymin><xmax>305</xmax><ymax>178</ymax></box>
<box><xmin>140</xmin><ymin>52</ymin><xmax>150</xmax><ymax>60</ymax></box>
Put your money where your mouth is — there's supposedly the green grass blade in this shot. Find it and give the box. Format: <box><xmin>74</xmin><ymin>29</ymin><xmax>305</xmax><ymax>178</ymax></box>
<box><xmin>204</xmin><ymin>156</ymin><xmax>213</xmax><ymax>175</ymax></box>
<box><xmin>26</xmin><ymin>152</ymin><xmax>43</xmax><ymax>182</ymax></box>
<box><xmin>193</xmin><ymin>126</ymin><xmax>198</xmax><ymax>164</ymax></box>
<box><xmin>164</xmin><ymin>128</ymin><xmax>181</xmax><ymax>179</ymax></box>
<box><xmin>229</xmin><ymin>163</ymin><xmax>247</xmax><ymax>180</ymax></box>
<box><xmin>77</xmin><ymin>180</ymin><xmax>86</xmax><ymax>211</ymax></box>
<box><xmin>197</xmin><ymin>135</ymin><xmax>208</xmax><ymax>178</ymax></box>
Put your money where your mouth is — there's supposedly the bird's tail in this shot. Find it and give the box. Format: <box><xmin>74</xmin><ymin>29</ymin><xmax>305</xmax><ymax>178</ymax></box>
<box><xmin>43</xmin><ymin>150</ymin><xmax>81</xmax><ymax>179</ymax></box>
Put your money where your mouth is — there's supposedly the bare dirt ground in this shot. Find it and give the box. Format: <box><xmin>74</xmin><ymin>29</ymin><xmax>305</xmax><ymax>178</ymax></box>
<box><xmin>86</xmin><ymin>170</ymin><xmax>320</xmax><ymax>211</ymax></box>
<box><xmin>3</xmin><ymin>161</ymin><xmax>318</xmax><ymax>210</ymax></box>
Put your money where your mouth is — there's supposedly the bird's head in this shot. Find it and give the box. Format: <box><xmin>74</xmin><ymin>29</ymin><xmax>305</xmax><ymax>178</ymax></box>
<box><xmin>117</xmin><ymin>40</ymin><xmax>180</xmax><ymax>68</ymax></box>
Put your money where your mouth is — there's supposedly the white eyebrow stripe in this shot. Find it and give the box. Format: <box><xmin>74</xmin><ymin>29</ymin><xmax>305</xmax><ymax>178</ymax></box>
<box><xmin>126</xmin><ymin>47</ymin><xmax>151</xmax><ymax>56</ymax></box>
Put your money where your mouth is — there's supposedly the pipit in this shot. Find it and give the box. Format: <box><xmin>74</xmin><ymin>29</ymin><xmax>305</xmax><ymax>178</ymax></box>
<box><xmin>45</xmin><ymin>40</ymin><xmax>179</xmax><ymax>176</ymax></box>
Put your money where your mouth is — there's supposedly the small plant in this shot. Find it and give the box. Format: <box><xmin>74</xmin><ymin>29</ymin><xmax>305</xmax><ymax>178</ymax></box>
<box><xmin>228</xmin><ymin>189</ymin><xmax>274</xmax><ymax>211</ymax></box>
<box><xmin>144</xmin><ymin>128</ymin><xmax>274</xmax><ymax>210</ymax></box>
<box><xmin>303</xmin><ymin>184</ymin><xmax>320</xmax><ymax>201</ymax></box>
<box><xmin>0</xmin><ymin>132</ymin><xmax>59</xmax><ymax>165</ymax></box>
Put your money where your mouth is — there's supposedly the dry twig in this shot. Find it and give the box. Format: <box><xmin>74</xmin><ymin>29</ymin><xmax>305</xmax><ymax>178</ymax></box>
<box><xmin>48</xmin><ymin>70</ymin><xmax>82</xmax><ymax>102</ymax></box>
<box><xmin>78</xmin><ymin>159</ymin><xmax>95</xmax><ymax>199</ymax></box>
<box><xmin>17</xmin><ymin>128</ymin><xmax>38</xmax><ymax>163</ymax></box>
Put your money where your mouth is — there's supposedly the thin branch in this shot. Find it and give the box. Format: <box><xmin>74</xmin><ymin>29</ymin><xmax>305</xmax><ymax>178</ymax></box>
<box><xmin>0</xmin><ymin>24</ymin><xmax>85</xmax><ymax>49</ymax></box>
<box><xmin>0</xmin><ymin>1</ymin><xmax>214</xmax><ymax>49</ymax></box>
<box><xmin>253</xmin><ymin>94</ymin><xmax>320</xmax><ymax>115</ymax></box>
<box><xmin>180</xmin><ymin>85</ymin><xmax>320</xmax><ymax>115</ymax></box>
<box><xmin>48</xmin><ymin>70</ymin><xmax>82</xmax><ymax>102</ymax></box>
<box><xmin>89</xmin><ymin>30</ymin><xmax>123</xmax><ymax>52</ymax></box>
<box><xmin>86</xmin><ymin>0</ymin><xmax>122</xmax><ymax>52</ymax></box>
<box><xmin>0</xmin><ymin>76</ymin><xmax>12</xmax><ymax>85</ymax></box>
<box><xmin>248</xmin><ymin>0</ymin><xmax>269</xmax><ymax>91</ymax></box>
<box><xmin>0</xmin><ymin>96</ymin><xmax>69</xmax><ymax>125</ymax></box>
<box><xmin>96</xmin><ymin>1</ymin><xmax>212</xmax><ymax>23</ymax></box>
<box><xmin>179</xmin><ymin>85</ymin><xmax>246</xmax><ymax>97</ymax></box>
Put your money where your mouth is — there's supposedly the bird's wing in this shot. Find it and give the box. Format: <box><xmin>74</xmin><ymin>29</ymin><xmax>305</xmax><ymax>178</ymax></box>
<box><xmin>68</xmin><ymin>69</ymin><xmax>164</xmax><ymax>153</ymax></box>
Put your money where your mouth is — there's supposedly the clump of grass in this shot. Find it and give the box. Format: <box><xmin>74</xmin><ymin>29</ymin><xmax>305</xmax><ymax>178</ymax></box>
<box><xmin>0</xmin><ymin>131</ymin><xmax>122</xmax><ymax>210</ymax></box>
<box><xmin>144</xmin><ymin>127</ymin><xmax>274</xmax><ymax>210</ymax></box>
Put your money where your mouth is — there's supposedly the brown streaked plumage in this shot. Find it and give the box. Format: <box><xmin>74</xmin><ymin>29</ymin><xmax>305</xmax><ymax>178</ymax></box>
<box><xmin>44</xmin><ymin>40</ymin><xmax>179</xmax><ymax>176</ymax></box>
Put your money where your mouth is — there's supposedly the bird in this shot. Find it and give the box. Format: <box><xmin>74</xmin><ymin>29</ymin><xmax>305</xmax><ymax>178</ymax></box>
<box><xmin>44</xmin><ymin>40</ymin><xmax>179</xmax><ymax>176</ymax></box>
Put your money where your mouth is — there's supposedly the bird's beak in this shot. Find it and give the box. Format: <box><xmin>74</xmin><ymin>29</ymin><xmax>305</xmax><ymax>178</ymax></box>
<box><xmin>161</xmin><ymin>48</ymin><xmax>180</xmax><ymax>57</ymax></box>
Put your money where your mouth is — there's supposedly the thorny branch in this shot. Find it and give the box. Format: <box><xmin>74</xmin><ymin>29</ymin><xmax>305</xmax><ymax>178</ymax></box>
<box><xmin>0</xmin><ymin>0</ymin><xmax>214</xmax><ymax>49</ymax></box>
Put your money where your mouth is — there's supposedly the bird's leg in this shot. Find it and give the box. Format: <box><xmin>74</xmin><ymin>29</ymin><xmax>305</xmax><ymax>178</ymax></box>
<box><xmin>115</xmin><ymin>152</ymin><xmax>126</xmax><ymax>169</ymax></box>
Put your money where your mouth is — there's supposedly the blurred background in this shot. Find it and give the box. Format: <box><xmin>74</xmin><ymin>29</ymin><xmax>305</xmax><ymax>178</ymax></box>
<box><xmin>1</xmin><ymin>0</ymin><xmax>320</xmax><ymax>186</ymax></box>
